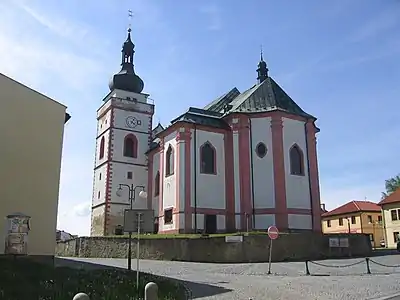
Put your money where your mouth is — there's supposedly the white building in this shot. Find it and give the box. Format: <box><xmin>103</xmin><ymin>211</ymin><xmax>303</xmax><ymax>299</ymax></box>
<box><xmin>90</xmin><ymin>29</ymin><xmax>323</xmax><ymax>236</ymax></box>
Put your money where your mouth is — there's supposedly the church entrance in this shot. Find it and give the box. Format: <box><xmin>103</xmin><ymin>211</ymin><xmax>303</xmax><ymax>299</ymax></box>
<box><xmin>205</xmin><ymin>214</ymin><xmax>217</xmax><ymax>234</ymax></box>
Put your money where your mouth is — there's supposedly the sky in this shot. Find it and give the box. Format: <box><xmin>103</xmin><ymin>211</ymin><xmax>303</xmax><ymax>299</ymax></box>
<box><xmin>1</xmin><ymin>0</ymin><xmax>399</xmax><ymax>236</ymax></box>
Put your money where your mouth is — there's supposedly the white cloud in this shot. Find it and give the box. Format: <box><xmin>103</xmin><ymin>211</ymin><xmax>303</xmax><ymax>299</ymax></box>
<box><xmin>72</xmin><ymin>202</ymin><xmax>92</xmax><ymax>217</ymax></box>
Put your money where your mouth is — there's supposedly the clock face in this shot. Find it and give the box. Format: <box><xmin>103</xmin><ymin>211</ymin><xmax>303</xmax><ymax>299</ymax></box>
<box><xmin>125</xmin><ymin>116</ymin><xmax>141</xmax><ymax>128</ymax></box>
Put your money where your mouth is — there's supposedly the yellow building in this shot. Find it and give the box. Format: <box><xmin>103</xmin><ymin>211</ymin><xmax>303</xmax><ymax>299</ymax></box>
<box><xmin>378</xmin><ymin>188</ymin><xmax>400</xmax><ymax>248</ymax></box>
<box><xmin>322</xmin><ymin>200</ymin><xmax>384</xmax><ymax>248</ymax></box>
<box><xmin>0</xmin><ymin>73</ymin><xmax>70</xmax><ymax>257</ymax></box>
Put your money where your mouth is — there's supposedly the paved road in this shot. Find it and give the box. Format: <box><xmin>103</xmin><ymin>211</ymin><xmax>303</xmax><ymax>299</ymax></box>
<box><xmin>60</xmin><ymin>255</ymin><xmax>400</xmax><ymax>300</ymax></box>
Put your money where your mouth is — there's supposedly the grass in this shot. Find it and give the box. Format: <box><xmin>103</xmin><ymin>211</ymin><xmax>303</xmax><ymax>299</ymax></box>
<box><xmin>107</xmin><ymin>231</ymin><xmax>277</xmax><ymax>239</ymax></box>
<box><xmin>0</xmin><ymin>257</ymin><xmax>185</xmax><ymax>300</ymax></box>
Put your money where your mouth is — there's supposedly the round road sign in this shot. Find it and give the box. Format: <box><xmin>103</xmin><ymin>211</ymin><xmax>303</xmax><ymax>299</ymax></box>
<box><xmin>268</xmin><ymin>225</ymin><xmax>279</xmax><ymax>240</ymax></box>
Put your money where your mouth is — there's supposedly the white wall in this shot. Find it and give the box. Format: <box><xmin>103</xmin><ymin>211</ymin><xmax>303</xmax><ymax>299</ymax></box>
<box><xmin>162</xmin><ymin>131</ymin><xmax>177</xmax><ymax>210</ymax></box>
<box><xmin>92</xmin><ymin>165</ymin><xmax>107</xmax><ymax>207</ymax></box>
<box><xmin>232</xmin><ymin>128</ymin><xmax>241</xmax><ymax>229</ymax></box>
<box><xmin>254</xmin><ymin>214</ymin><xmax>275</xmax><ymax>230</ymax></box>
<box><xmin>282</xmin><ymin>118</ymin><xmax>311</xmax><ymax>209</ymax></box>
<box><xmin>190</xmin><ymin>129</ymin><xmax>226</xmax><ymax>209</ymax></box>
<box><xmin>288</xmin><ymin>214</ymin><xmax>312</xmax><ymax>230</ymax></box>
<box><xmin>90</xmin><ymin>205</ymin><xmax>106</xmax><ymax>236</ymax></box>
<box><xmin>250</xmin><ymin>117</ymin><xmax>275</xmax><ymax>209</ymax></box>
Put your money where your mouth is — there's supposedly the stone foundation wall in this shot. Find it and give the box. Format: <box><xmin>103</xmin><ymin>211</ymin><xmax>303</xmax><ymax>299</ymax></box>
<box><xmin>56</xmin><ymin>233</ymin><xmax>372</xmax><ymax>263</ymax></box>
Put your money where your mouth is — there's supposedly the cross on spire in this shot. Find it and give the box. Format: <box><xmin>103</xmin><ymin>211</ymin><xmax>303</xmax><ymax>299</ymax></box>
<box><xmin>128</xmin><ymin>9</ymin><xmax>133</xmax><ymax>32</ymax></box>
<box><xmin>260</xmin><ymin>44</ymin><xmax>264</xmax><ymax>61</ymax></box>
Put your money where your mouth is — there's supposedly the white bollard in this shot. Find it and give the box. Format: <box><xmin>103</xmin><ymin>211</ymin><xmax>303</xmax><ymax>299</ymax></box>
<box><xmin>73</xmin><ymin>292</ymin><xmax>90</xmax><ymax>300</ymax></box>
<box><xmin>144</xmin><ymin>282</ymin><xmax>158</xmax><ymax>300</ymax></box>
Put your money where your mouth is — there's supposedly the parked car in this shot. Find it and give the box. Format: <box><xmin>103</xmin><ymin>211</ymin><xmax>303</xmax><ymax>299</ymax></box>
<box><xmin>380</xmin><ymin>240</ymin><xmax>385</xmax><ymax>248</ymax></box>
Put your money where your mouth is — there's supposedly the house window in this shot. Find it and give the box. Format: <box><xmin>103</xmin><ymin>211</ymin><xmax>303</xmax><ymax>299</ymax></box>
<box><xmin>394</xmin><ymin>232</ymin><xmax>399</xmax><ymax>243</ymax></box>
<box><xmin>99</xmin><ymin>136</ymin><xmax>105</xmax><ymax>159</ymax></box>
<box><xmin>127</xmin><ymin>172</ymin><xmax>133</xmax><ymax>179</ymax></box>
<box><xmin>97</xmin><ymin>191</ymin><xmax>100</xmax><ymax>199</ymax></box>
<box><xmin>255</xmin><ymin>142</ymin><xmax>267</xmax><ymax>158</ymax></box>
<box><xmin>164</xmin><ymin>208</ymin><xmax>173</xmax><ymax>224</ymax></box>
<box><xmin>391</xmin><ymin>210</ymin><xmax>398</xmax><ymax>221</ymax></box>
<box><xmin>327</xmin><ymin>220</ymin><xmax>331</xmax><ymax>227</ymax></box>
<box><xmin>367</xmin><ymin>215</ymin><xmax>373</xmax><ymax>223</ymax></box>
<box><xmin>123</xmin><ymin>134</ymin><xmax>138</xmax><ymax>158</ymax></box>
<box><xmin>351</xmin><ymin>216</ymin><xmax>356</xmax><ymax>224</ymax></box>
<box><xmin>289</xmin><ymin>144</ymin><xmax>304</xmax><ymax>176</ymax></box>
<box><xmin>165</xmin><ymin>145</ymin><xmax>174</xmax><ymax>176</ymax></box>
<box><xmin>99</xmin><ymin>173</ymin><xmax>101</xmax><ymax>180</ymax></box>
<box><xmin>154</xmin><ymin>171</ymin><xmax>160</xmax><ymax>196</ymax></box>
<box><xmin>200</xmin><ymin>142</ymin><xmax>216</xmax><ymax>174</ymax></box>
<box><xmin>339</xmin><ymin>218</ymin><xmax>344</xmax><ymax>226</ymax></box>
<box><xmin>378</xmin><ymin>215</ymin><xmax>382</xmax><ymax>223</ymax></box>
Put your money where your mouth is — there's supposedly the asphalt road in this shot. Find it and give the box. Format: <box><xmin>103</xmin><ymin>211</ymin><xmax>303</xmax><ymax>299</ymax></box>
<box><xmin>59</xmin><ymin>255</ymin><xmax>400</xmax><ymax>300</ymax></box>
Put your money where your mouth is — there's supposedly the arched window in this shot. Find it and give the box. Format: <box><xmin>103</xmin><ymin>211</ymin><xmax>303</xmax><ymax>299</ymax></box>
<box><xmin>290</xmin><ymin>144</ymin><xmax>304</xmax><ymax>176</ymax></box>
<box><xmin>154</xmin><ymin>171</ymin><xmax>160</xmax><ymax>196</ymax></box>
<box><xmin>99</xmin><ymin>136</ymin><xmax>105</xmax><ymax>159</ymax></box>
<box><xmin>123</xmin><ymin>134</ymin><xmax>138</xmax><ymax>158</ymax></box>
<box><xmin>200</xmin><ymin>142</ymin><xmax>216</xmax><ymax>174</ymax></box>
<box><xmin>165</xmin><ymin>145</ymin><xmax>174</xmax><ymax>176</ymax></box>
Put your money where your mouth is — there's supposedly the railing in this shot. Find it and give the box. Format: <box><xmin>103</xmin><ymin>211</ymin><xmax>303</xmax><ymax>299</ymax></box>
<box><xmin>305</xmin><ymin>257</ymin><xmax>400</xmax><ymax>275</ymax></box>
<box><xmin>72</xmin><ymin>282</ymin><xmax>159</xmax><ymax>300</ymax></box>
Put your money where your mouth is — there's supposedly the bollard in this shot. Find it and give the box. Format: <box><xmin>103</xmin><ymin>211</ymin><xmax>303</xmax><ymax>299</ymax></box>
<box><xmin>365</xmin><ymin>257</ymin><xmax>371</xmax><ymax>274</ymax></box>
<box><xmin>73</xmin><ymin>293</ymin><xmax>90</xmax><ymax>300</ymax></box>
<box><xmin>305</xmin><ymin>260</ymin><xmax>310</xmax><ymax>275</ymax></box>
<box><xmin>145</xmin><ymin>282</ymin><xmax>159</xmax><ymax>300</ymax></box>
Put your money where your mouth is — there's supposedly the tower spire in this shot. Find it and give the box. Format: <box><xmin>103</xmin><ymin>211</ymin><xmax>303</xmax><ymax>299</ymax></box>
<box><xmin>256</xmin><ymin>45</ymin><xmax>268</xmax><ymax>84</ymax></box>
<box><xmin>108</xmin><ymin>10</ymin><xmax>144</xmax><ymax>94</ymax></box>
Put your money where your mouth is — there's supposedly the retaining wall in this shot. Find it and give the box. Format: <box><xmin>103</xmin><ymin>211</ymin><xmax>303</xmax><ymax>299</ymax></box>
<box><xmin>56</xmin><ymin>233</ymin><xmax>372</xmax><ymax>263</ymax></box>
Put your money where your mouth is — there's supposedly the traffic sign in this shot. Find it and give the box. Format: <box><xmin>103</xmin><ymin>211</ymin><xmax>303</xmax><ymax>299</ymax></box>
<box><xmin>268</xmin><ymin>226</ymin><xmax>279</xmax><ymax>240</ymax></box>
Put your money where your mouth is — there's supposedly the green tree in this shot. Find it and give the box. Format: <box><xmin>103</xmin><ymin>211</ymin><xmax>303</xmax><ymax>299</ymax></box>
<box><xmin>381</xmin><ymin>174</ymin><xmax>400</xmax><ymax>199</ymax></box>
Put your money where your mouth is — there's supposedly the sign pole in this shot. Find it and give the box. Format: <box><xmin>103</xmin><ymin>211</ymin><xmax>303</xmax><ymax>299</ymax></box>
<box><xmin>268</xmin><ymin>239</ymin><xmax>273</xmax><ymax>275</ymax></box>
<box><xmin>136</xmin><ymin>212</ymin><xmax>142</xmax><ymax>292</ymax></box>
<box><xmin>267</xmin><ymin>225</ymin><xmax>279</xmax><ymax>275</ymax></box>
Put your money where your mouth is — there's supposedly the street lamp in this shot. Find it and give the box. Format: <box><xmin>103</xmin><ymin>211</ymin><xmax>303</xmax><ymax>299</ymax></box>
<box><xmin>116</xmin><ymin>184</ymin><xmax>147</xmax><ymax>279</ymax></box>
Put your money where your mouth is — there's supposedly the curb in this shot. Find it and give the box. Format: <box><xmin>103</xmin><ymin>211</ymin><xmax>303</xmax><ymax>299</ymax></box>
<box><xmin>372</xmin><ymin>292</ymin><xmax>400</xmax><ymax>300</ymax></box>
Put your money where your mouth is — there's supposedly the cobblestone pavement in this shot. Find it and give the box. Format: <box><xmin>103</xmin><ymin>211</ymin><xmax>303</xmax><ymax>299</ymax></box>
<box><xmin>62</xmin><ymin>255</ymin><xmax>400</xmax><ymax>300</ymax></box>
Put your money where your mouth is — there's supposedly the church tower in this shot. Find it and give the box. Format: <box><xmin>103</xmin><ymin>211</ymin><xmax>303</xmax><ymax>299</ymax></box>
<box><xmin>90</xmin><ymin>26</ymin><xmax>154</xmax><ymax>236</ymax></box>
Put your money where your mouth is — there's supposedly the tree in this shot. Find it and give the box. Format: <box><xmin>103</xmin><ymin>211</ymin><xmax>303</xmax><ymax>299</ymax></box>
<box><xmin>381</xmin><ymin>174</ymin><xmax>400</xmax><ymax>199</ymax></box>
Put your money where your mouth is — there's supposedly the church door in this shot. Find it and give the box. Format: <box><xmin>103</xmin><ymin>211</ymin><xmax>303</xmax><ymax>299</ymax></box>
<box><xmin>205</xmin><ymin>214</ymin><xmax>217</xmax><ymax>234</ymax></box>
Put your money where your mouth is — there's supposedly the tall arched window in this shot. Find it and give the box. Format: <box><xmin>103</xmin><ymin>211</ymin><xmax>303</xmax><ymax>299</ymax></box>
<box><xmin>289</xmin><ymin>144</ymin><xmax>304</xmax><ymax>176</ymax></box>
<box><xmin>165</xmin><ymin>145</ymin><xmax>174</xmax><ymax>176</ymax></box>
<box><xmin>200</xmin><ymin>142</ymin><xmax>216</xmax><ymax>174</ymax></box>
<box><xmin>154</xmin><ymin>171</ymin><xmax>160</xmax><ymax>196</ymax></box>
<box><xmin>99</xmin><ymin>136</ymin><xmax>105</xmax><ymax>159</ymax></box>
<box><xmin>123</xmin><ymin>134</ymin><xmax>138</xmax><ymax>158</ymax></box>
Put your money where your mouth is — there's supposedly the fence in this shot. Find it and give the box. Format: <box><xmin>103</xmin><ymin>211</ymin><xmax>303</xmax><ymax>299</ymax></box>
<box><xmin>305</xmin><ymin>257</ymin><xmax>400</xmax><ymax>276</ymax></box>
<box><xmin>72</xmin><ymin>282</ymin><xmax>159</xmax><ymax>300</ymax></box>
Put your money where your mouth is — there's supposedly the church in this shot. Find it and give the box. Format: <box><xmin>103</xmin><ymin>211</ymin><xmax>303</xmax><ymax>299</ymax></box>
<box><xmin>90</xmin><ymin>27</ymin><xmax>322</xmax><ymax>236</ymax></box>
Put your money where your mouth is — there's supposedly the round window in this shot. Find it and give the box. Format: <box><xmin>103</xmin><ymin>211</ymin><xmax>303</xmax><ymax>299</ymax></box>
<box><xmin>256</xmin><ymin>142</ymin><xmax>267</xmax><ymax>158</ymax></box>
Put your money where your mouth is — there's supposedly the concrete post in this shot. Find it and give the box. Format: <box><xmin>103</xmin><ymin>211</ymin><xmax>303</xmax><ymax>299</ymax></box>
<box><xmin>144</xmin><ymin>282</ymin><xmax>158</xmax><ymax>300</ymax></box>
<box><xmin>72</xmin><ymin>293</ymin><xmax>90</xmax><ymax>300</ymax></box>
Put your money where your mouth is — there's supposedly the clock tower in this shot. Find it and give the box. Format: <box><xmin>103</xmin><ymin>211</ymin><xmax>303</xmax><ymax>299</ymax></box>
<box><xmin>90</xmin><ymin>27</ymin><xmax>154</xmax><ymax>236</ymax></box>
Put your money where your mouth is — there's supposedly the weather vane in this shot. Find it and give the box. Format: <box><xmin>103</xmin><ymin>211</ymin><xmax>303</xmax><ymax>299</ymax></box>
<box><xmin>128</xmin><ymin>9</ymin><xmax>133</xmax><ymax>31</ymax></box>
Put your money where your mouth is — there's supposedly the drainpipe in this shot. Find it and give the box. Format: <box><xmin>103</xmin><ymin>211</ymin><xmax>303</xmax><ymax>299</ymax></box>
<box><xmin>249</xmin><ymin>118</ymin><xmax>256</xmax><ymax>229</ymax></box>
<box><xmin>304</xmin><ymin>121</ymin><xmax>314</xmax><ymax>230</ymax></box>
<box><xmin>193</xmin><ymin>124</ymin><xmax>198</xmax><ymax>233</ymax></box>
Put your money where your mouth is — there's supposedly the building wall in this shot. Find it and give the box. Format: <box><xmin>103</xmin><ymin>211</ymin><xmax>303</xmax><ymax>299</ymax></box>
<box><xmin>0</xmin><ymin>74</ymin><xmax>67</xmax><ymax>255</ymax></box>
<box><xmin>190</xmin><ymin>129</ymin><xmax>226</xmax><ymax>210</ymax></box>
<box><xmin>322</xmin><ymin>212</ymin><xmax>384</xmax><ymax>248</ymax></box>
<box><xmin>158</xmin><ymin>131</ymin><xmax>178</xmax><ymax>232</ymax></box>
<box><xmin>382</xmin><ymin>203</ymin><xmax>400</xmax><ymax>248</ymax></box>
<box><xmin>250</xmin><ymin>117</ymin><xmax>275</xmax><ymax>229</ymax></box>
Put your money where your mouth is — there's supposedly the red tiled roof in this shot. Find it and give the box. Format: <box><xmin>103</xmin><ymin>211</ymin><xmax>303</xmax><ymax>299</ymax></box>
<box><xmin>378</xmin><ymin>188</ymin><xmax>400</xmax><ymax>206</ymax></box>
<box><xmin>321</xmin><ymin>200</ymin><xmax>381</xmax><ymax>217</ymax></box>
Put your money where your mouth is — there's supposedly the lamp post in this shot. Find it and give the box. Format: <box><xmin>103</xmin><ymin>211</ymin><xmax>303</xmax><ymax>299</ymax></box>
<box><xmin>116</xmin><ymin>184</ymin><xmax>147</xmax><ymax>277</ymax></box>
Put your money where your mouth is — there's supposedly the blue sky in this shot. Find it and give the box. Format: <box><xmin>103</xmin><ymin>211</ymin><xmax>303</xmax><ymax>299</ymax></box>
<box><xmin>1</xmin><ymin>0</ymin><xmax>399</xmax><ymax>236</ymax></box>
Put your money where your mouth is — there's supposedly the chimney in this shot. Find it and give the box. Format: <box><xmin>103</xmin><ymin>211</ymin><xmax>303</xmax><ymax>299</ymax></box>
<box><xmin>321</xmin><ymin>203</ymin><xmax>326</xmax><ymax>211</ymax></box>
